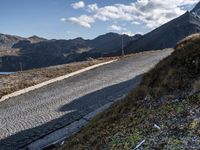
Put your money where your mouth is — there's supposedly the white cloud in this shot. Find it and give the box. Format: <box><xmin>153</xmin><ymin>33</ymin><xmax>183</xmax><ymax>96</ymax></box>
<box><xmin>90</xmin><ymin>0</ymin><xmax>198</xmax><ymax>28</ymax></box>
<box><xmin>94</xmin><ymin>5</ymin><xmax>133</xmax><ymax>21</ymax></box>
<box><xmin>122</xmin><ymin>31</ymin><xmax>135</xmax><ymax>36</ymax></box>
<box><xmin>61</xmin><ymin>15</ymin><xmax>95</xmax><ymax>28</ymax></box>
<box><xmin>60</xmin><ymin>18</ymin><xmax>66</xmax><ymax>22</ymax></box>
<box><xmin>176</xmin><ymin>0</ymin><xmax>199</xmax><ymax>6</ymax></box>
<box><xmin>87</xmin><ymin>3</ymin><xmax>98</xmax><ymax>12</ymax></box>
<box><xmin>131</xmin><ymin>0</ymin><xmax>198</xmax><ymax>28</ymax></box>
<box><xmin>63</xmin><ymin>0</ymin><xmax>198</xmax><ymax>29</ymax></box>
<box><xmin>131</xmin><ymin>21</ymin><xmax>140</xmax><ymax>25</ymax></box>
<box><xmin>108</xmin><ymin>25</ymin><xmax>126</xmax><ymax>31</ymax></box>
<box><xmin>71</xmin><ymin>1</ymin><xmax>85</xmax><ymax>9</ymax></box>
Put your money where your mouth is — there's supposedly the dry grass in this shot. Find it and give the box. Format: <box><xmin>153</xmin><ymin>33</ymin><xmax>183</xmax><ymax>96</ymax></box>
<box><xmin>0</xmin><ymin>48</ymin><xmax>20</xmax><ymax>56</ymax></box>
<box><xmin>0</xmin><ymin>58</ymin><xmax>116</xmax><ymax>99</ymax></box>
<box><xmin>0</xmin><ymin>50</ymin><xmax>161</xmax><ymax>99</ymax></box>
<box><xmin>55</xmin><ymin>34</ymin><xmax>200</xmax><ymax>150</ymax></box>
<box><xmin>140</xmin><ymin>33</ymin><xmax>200</xmax><ymax>98</ymax></box>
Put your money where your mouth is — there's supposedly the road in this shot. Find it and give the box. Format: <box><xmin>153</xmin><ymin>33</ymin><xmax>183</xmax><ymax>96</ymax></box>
<box><xmin>0</xmin><ymin>49</ymin><xmax>172</xmax><ymax>149</ymax></box>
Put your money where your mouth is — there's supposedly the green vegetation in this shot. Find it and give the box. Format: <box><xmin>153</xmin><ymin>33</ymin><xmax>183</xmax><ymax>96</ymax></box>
<box><xmin>109</xmin><ymin>130</ymin><xmax>142</xmax><ymax>150</ymax></box>
<box><xmin>56</xmin><ymin>34</ymin><xmax>200</xmax><ymax>150</ymax></box>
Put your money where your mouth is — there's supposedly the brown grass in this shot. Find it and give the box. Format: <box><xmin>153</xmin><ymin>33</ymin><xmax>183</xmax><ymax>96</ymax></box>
<box><xmin>0</xmin><ymin>50</ymin><xmax>161</xmax><ymax>99</ymax></box>
<box><xmin>0</xmin><ymin>58</ymin><xmax>116</xmax><ymax>99</ymax></box>
<box><xmin>55</xmin><ymin>34</ymin><xmax>200</xmax><ymax>150</ymax></box>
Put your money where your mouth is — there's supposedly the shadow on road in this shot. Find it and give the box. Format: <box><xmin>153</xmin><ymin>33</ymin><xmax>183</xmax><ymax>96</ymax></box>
<box><xmin>58</xmin><ymin>75</ymin><xmax>142</xmax><ymax>113</ymax></box>
<box><xmin>0</xmin><ymin>75</ymin><xmax>143</xmax><ymax>150</ymax></box>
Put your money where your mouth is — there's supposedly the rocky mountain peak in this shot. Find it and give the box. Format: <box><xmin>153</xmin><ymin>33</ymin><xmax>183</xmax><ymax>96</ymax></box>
<box><xmin>191</xmin><ymin>1</ymin><xmax>200</xmax><ymax>16</ymax></box>
<box><xmin>28</xmin><ymin>35</ymin><xmax>46</xmax><ymax>43</ymax></box>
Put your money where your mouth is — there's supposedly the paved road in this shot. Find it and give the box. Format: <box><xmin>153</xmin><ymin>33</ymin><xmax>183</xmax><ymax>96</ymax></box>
<box><xmin>0</xmin><ymin>50</ymin><xmax>172</xmax><ymax>149</ymax></box>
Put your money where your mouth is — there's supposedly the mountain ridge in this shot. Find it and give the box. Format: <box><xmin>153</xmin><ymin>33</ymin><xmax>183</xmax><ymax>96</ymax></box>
<box><xmin>0</xmin><ymin>33</ymin><xmax>46</xmax><ymax>49</ymax></box>
<box><xmin>0</xmin><ymin>32</ymin><xmax>141</xmax><ymax>71</ymax></box>
<box><xmin>125</xmin><ymin>10</ymin><xmax>200</xmax><ymax>53</ymax></box>
<box><xmin>191</xmin><ymin>1</ymin><xmax>200</xmax><ymax>16</ymax></box>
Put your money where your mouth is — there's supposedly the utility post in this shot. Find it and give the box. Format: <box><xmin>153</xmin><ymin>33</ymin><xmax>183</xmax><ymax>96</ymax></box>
<box><xmin>19</xmin><ymin>62</ymin><xmax>23</xmax><ymax>72</ymax></box>
<box><xmin>121</xmin><ymin>34</ymin><xmax>125</xmax><ymax>56</ymax></box>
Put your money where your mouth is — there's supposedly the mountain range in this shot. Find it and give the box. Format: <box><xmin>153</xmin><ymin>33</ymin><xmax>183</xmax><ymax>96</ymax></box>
<box><xmin>0</xmin><ymin>34</ymin><xmax>46</xmax><ymax>49</ymax></box>
<box><xmin>1</xmin><ymin>1</ymin><xmax>200</xmax><ymax>71</ymax></box>
<box><xmin>125</xmin><ymin>3</ymin><xmax>200</xmax><ymax>52</ymax></box>
<box><xmin>0</xmin><ymin>33</ymin><xmax>140</xmax><ymax>71</ymax></box>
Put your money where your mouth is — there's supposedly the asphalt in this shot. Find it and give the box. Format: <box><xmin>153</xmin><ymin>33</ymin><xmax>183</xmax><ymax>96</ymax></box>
<box><xmin>0</xmin><ymin>49</ymin><xmax>173</xmax><ymax>150</ymax></box>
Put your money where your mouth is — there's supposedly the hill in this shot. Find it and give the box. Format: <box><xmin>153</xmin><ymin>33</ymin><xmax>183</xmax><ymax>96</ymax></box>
<box><xmin>60</xmin><ymin>34</ymin><xmax>200</xmax><ymax>149</ymax></box>
<box><xmin>0</xmin><ymin>33</ymin><xmax>140</xmax><ymax>71</ymax></box>
<box><xmin>0</xmin><ymin>34</ymin><xmax>46</xmax><ymax>49</ymax></box>
<box><xmin>87</xmin><ymin>33</ymin><xmax>141</xmax><ymax>54</ymax></box>
<box><xmin>125</xmin><ymin>10</ymin><xmax>200</xmax><ymax>52</ymax></box>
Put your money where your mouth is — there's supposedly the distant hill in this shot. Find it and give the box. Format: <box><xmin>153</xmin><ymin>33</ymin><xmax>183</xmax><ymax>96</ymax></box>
<box><xmin>87</xmin><ymin>32</ymin><xmax>141</xmax><ymax>54</ymax></box>
<box><xmin>125</xmin><ymin>4</ymin><xmax>200</xmax><ymax>52</ymax></box>
<box><xmin>0</xmin><ymin>34</ymin><xmax>24</xmax><ymax>49</ymax></box>
<box><xmin>28</xmin><ymin>35</ymin><xmax>47</xmax><ymax>43</ymax></box>
<box><xmin>0</xmin><ymin>32</ymin><xmax>141</xmax><ymax>71</ymax></box>
<box><xmin>0</xmin><ymin>34</ymin><xmax>46</xmax><ymax>49</ymax></box>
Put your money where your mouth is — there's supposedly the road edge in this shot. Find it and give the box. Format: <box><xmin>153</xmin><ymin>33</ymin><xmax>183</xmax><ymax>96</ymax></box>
<box><xmin>25</xmin><ymin>96</ymin><xmax>125</xmax><ymax>150</ymax></box>
<box><xmin>0</xmin><ymin>60</ymin><xmax>117</xmax><ymax>103</ymax></box>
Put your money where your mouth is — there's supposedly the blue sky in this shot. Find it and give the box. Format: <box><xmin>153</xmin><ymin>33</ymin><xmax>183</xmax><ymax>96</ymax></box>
<box><xmin>0</xmin><ymin>0</ymin><xmax>198</xmax><ymax>39</ymax></box>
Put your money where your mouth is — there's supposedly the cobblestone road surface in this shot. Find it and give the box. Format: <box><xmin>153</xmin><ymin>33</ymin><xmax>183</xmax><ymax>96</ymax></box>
<box><xmin>0</xmin><ymin>50</ymin><xmax>172</xmax><ymax>149</ymax></box>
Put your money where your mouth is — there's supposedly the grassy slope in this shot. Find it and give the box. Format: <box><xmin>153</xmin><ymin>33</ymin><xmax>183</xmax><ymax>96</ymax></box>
<box><xmin>56</xmin><ymin>36</ymin><xmax>200</xmax><ymax>149</ymax></box>
<box><xmin>0</xmin><ymin>51</ymin><xmax>159</xmax><ymax>99</ymax></box>
<box><xmin>0</xmin><ymin>57</ymin><xmax>116</xmax><ymax>99</ymax></box>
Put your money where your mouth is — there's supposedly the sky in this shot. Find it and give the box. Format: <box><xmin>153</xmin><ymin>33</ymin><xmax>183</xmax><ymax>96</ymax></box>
<box><xmin>0</xmin><ymin>0</ymin><xmax>199</xmax><ymax>39</ymax></box>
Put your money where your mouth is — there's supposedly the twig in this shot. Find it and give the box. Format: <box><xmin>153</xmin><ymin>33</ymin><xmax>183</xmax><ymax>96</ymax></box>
<box><xmin>133</xmin><ymin>139</ymin><xmax>145</xmax><ymax>150</ymax></box>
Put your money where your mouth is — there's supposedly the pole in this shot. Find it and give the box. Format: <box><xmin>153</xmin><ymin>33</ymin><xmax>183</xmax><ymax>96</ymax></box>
<box><xmin>19</xmin><ymin>62</ymin><xmax>23</xmax><ymax>72</ymax></box>
<box><xmin>121</xmin><ymin>35</ymin><xmax>124</xmax><ymax>56</ymax></box>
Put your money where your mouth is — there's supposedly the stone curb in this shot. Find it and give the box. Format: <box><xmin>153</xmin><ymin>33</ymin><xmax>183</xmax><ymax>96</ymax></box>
<box><xmin>26</xmin><ymin>96</ymin><xmax>125</xmax><ymax>150</ymax></box>
<box><xmin>0</xmin><ymin>60</ymin><xmax>117</xmax><ymax>103</ymax></box>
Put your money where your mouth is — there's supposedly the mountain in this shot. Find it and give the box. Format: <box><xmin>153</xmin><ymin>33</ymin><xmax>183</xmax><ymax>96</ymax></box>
<box><xmin>87</xmin><ymin>32</ymin><xmax>140</xmax><ymax>54</ymax></box>
<box><xmin>0</xmin><ymin>34</ymin><xmax>46</xmax><ymax>49</ymax></box>
<box><xmin>0</xmin><ymin>32</ymin><xmax>140</xmax><ymax>71</ymax></box>
<box><xmin>191</xmin><ymin>1</ymin><xmax>200</xmax><ymax>16</ymax></box>
<box><xmin>0</xmin><ymin>34</ymin><xmax>24</xmax><ymax>49</ymax></box>
<box><xmin>125</xmin><ymin>10</ymin><xmax>200</xmax><ymax>52</ymax></box>
<box><xmin>16</xmin><ymin>32</ymin><xmax>136</xmax><ymax>56</ymax></box>
<box><xmin>28</xmin><ymin>35</ymin><xmax>47</xmax><ymax>43</ymax></box>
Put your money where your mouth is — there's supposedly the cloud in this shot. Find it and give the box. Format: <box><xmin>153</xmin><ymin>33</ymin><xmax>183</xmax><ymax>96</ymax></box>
<box><xmin>94</xmin><ymin>5</ymin><xmax>133</xmax><ymax>21</ymax></box>
<box><xmin>131</xmin><ymin>21</ymin><xmax>140</xmax><ymax>25</ymax></box>
<box><xmin>71</xmin><ymin>1</ymin><xmax>85</xmax><ymax>9</ymax></box>
<box><xmin>89</xmin><ymin>0</ymin><xmax>198</xmax><ymax>28</ymax></box>
<box><xmin>122</xmin><ymin>31</ymin><xmax>135</xmax><ymax>36</ymax></box>
<box><xmin>63</xmin><ymin>0</ymin><xmax>198</xmax><ymax>29</ymax></box>
<box><xmin>108</xmin><ymin>25</ymin><xmax>127</xmax><ymax>31</ymax></box>
<box><xmin>130</xmin><ymin>0</ymin><xmax>199</xmax><ymax>28</ymax></box>
<box><xmin>87</xmin><ymin>3</ymin><xmax>98</xmax><ymax>12</ymax></box>
<box><xmin>61</xmin><ymin>15</ymin><xmax>95</xmax><ymax>28</ymax></box>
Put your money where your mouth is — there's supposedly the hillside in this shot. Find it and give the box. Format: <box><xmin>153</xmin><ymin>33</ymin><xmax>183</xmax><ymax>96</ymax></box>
<box><xmin>0</xmin><ymin>33</ymin><xmax>139</xmax><ymax>71</ymax></box>
<box><xmin>0</xmin><ymin>58</ymin><xmax>114</xmax><ymax>99</ymax></box>
<box><xmin>125</xmin><ymin>11</ymin><xmax>200</xmax><ymax>52</ymax></box>
<box><xmin>0</xmin><ymin>34</ymin><xmax>46</xmax><ymax>49</ymax></box>
<box><xmin>191</xmin><ymin>1</ymin><xmax>200</xmax><ymax>16</ymax></box>
<box><xmin>87</xmin><ymin>33</ymin><xmax>141</xmax><ymax>54</ymax></box>
<box><xmin>58</xmin><ymin>34</ymin><xmax>200</xmax><ymax>149</ymax></box>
